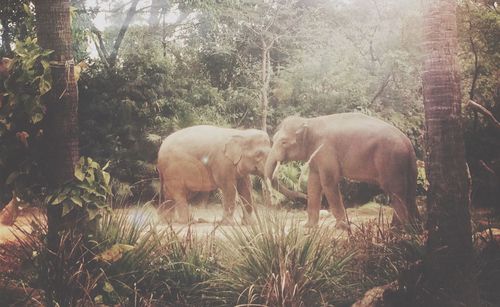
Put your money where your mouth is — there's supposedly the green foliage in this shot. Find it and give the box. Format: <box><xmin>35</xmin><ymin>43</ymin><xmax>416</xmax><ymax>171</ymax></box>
<box><xmin>277</xmin><ymin>162</ymin><xmax>308</xmax><ymax>194</ymax></box>
<box><xmin>78</xmin><ymin>32</ymin><xmax>229</xmax><ymax>198</ymax></box>
<box><xmin>150</xmin><ymin>227</ymin><xmax>217</xmax><ymax>306</ymax></box>
<box><xmin>335</xmin><ymin>221</ymin><xmax>425</xmax><ymax>305</ymax></box>
<box><xmin>208</xmin><ymin>214</ymin><xmax>353</xmax><ymax>306</ymax></box>
<box><xmin>13</xmin><ymin>207</ymin><xmax>164</xmax><ymax>306</ymax></box>
<box><xmin>90</xmin><ymin>208</ymin><xmax>162</xmax><ymax>305</ymax></box>
<box><xmin>0</xmin><ymin>37</ymin><xmax>53</xmax><ymax>203</ymax></box>
<box><xmin>457</xmin><ymin>1</ymin><xmax>500</xmax><ymax>208</ymax></box>
<box><xmin>47</xmin><ymin>157</ymin><xmax>111</xmax><ymax>221</ymax></box>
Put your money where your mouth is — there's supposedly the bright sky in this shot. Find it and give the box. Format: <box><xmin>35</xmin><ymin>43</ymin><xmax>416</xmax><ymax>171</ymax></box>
<box><xmin>86</xmin><ymin>0</ymin><xmax>180</xmax><ymax>31</ymax></box>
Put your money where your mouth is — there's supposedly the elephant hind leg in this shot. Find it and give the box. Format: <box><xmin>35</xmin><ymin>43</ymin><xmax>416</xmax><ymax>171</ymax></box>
<box><xmin>166</xmin><ymin>183</ymin><xmax>192</xmax><ymax>224</ymax></box>
<box><xmin>382</xmin><ymin>180</ymin><xmax>410</xmax><ymax>225</ymax></box>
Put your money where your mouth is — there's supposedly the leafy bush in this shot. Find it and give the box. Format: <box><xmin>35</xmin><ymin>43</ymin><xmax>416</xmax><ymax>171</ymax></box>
<box><xmin>0</xmin><ymin>37</ymin><xmax>53</xmax><ymax>204</ymax></box>
<box><xmin>47</xmin><ymin>157</ymin><xmax>111</xmax><ymax>222</ymax></box>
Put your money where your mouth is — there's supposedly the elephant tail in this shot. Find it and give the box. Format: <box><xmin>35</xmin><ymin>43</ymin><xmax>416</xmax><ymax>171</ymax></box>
<box><xmin>158</xmin><ymin>167</ymin><xmax>163</xmax><ymax>206</ymax></box>
<box><xmin>406</xmin><ymin>148</ymin><xmax>419</xmax><ymax>221</ymax></box>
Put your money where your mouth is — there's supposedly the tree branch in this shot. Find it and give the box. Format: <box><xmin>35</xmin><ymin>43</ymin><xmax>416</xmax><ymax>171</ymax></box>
<box><xmin>467</xmin><ymin>100</ymin><xmax>500</xmax><ymax>131</ymax></box>
<box><xmin>369</xmin><ymin>67</ymin><xmax>393</xmax><ymax>105</ymax></box>
<box><xmin>108</xmin><ymin>0</ymin><xmax>140</xmax><ymax>67</ymax></box>
<box><xmin>91</xmin><ymin>26</ymin><xmax>110</xmax><ymax>65</ymax></box>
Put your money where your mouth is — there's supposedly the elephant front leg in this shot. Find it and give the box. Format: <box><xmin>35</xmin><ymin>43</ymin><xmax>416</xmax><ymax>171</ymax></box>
<box><xmin>220</xmin><ymin>184</ymin><xmax>237</xmax><ymax>225</ymax></box>
<box><xmin>305</xmin><ymin>170</ymin><xmax>322</xmax><ymax>227</ymax></box>
<box><xmin>320</xmin><ymin>173</ymin><xmax>348</xmax><ymax>230</ymax></box>
<box><xmin>237</xmin><ymin>176</ymin><xmax>254</xmax><ymax>225</ymax></box>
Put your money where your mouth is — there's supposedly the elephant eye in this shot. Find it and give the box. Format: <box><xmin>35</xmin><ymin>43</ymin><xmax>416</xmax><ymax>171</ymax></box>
<box><xmin>254</xmin><ymin>150</ymin><xmax>266</xmax><ymax>160</ymax></box>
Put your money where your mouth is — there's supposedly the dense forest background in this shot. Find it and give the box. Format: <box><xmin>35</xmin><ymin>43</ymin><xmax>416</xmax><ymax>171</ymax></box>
<box><xmin>0</xmin><ymin>0</ymin><xmax>498</xmax><ymax>209</ymax></box>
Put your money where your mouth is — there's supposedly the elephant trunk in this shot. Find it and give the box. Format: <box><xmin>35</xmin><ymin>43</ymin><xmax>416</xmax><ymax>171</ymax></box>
<box><xmin>264</xmin><ymin>151</ymin><xmax>280</xmax><ymax>181</ymax></box>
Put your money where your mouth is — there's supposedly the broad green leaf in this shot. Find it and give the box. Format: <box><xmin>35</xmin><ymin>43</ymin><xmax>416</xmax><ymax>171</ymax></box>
<box><xmin>23</xmin><ymin>3</ymin><xmax>30</xmax><ymax>15</ymax></box>
<box><xmin>41</xmin><ymin>60</ymin><xmax>50</xmax><ymax>70</ymax></box>
<box><xmin>102</xmin><ymin>161</ymin><xmax>110</xmax><ymax>171</ymax></box>
<box><xmin>74</xmin><ymin>167</ymin><xmax>85</xmax><ymax>181</ymax></box>
<box><xmin>51</xmin><ymin>193</ymin><xmax>67</xmax><ymax>205</ymax></box>
<box><xmin>81</xmin><ymin>192</ymin><xmax>93</xmax><ymax>203</ymax></box>
<box><xmin>39</xmin><ymin>79</ymin><xmax>51</xmax><ymax>95</ymax></box>
<box><xmin>103</xmin><ymin>281</ymin><xmax>114</xmax><ymax>293</ymax></box>
<box><xmin>94</xmin><ymin>295</ymin><xmax>103</xmax><ymax>304</ymax></box>
<box><xmin>70</xmin><ymin>196</ymin><xmax>83</xmax><ymax>207</ymax></box>
<box><xmin>102</xmin><ymin>171</ymin><xmax>110</xmax><ymax>186</ymax></box>
<box><xmin>96</xmin><ymin>244</ymin><xmax>135</xmax><ymax>263</ymax></box>
<box><xmin>86</xmin><ymin>207</ymin><xmax>100</xmax><ymax>221</ymax></box>
<box><xmin>31</xmin><ymin>112</ymin><xmax>43</xmax><ymax>124</ymax></box>
<box><xmin>62</xmin><ymin>202</ymin><xmax>73</xmax><ymax>216</ymax></box>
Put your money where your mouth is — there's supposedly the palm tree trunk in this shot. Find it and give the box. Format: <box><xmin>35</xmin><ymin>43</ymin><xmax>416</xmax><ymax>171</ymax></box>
<box><xmin>35</xmin><ymin>0</ymin><xmax>79</xmax><ymax>254</ymax></box>
<box><xmin>421</xmin><ymin>0</ymin><xmax>479</xmax><ymax>305</ymax></box>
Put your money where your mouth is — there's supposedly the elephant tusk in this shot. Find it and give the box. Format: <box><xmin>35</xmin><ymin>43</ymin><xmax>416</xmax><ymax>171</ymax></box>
<box><xmin>272</xmin><ymin>161</ymin><xmax>281</xmax><ymax>180</ymax></box>
<box><xmin>306</xmin><ymin>144</ymin><xmax>324</xmax><ymax>165</ymax></box>
<box><xmin>299</xmin><ymin>144</ymin><xmax>323</xmax><ymax>184</ymax></box>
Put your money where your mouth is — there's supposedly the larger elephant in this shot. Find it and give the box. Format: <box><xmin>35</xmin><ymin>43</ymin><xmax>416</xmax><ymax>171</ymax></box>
<box><xmin>157</xmin><ymin>125</ymin><xmax>304</xmax><ymax>224</ymax></box>
<box><xmin>265</xmin><ymin>113</ymin><xmax>419</xmax><ymax>228</ymax></box>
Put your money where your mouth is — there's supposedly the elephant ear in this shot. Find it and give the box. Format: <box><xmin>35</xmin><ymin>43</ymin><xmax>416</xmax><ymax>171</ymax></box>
<box><xmin>295</xmin><ymin>123</ymin><xmax>308</xmax><ymax>147</ymax></box>
<box><xmin>224</xmin><ymin>136</ymin><xmax>243</xmax><ymax>165</ymax></box>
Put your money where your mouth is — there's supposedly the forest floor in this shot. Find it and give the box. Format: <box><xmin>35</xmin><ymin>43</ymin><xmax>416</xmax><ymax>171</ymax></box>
<box><xmin>0</xmin><ymin>202</ymin><xmax>395</xmax><ymax>244</ymax></box>
<box><xmin>2</xmin><ymin>202</ymin><xmax>500</xmax><ymax>243</ymax></box>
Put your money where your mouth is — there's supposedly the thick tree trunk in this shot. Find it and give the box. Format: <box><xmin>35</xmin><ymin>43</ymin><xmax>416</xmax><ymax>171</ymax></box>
<box><xmin>421</xmin><ymin>0</ymin><xmax>479</xmax><ymax>305</ymax></box>
<box><xmin>35</xmin><ymin>0</ymin><xmax>79</xmax><ymax>261</ymax></box>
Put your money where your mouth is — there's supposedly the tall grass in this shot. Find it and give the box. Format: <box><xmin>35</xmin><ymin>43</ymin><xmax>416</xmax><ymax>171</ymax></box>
<box><xmin>90</xmin><ymin>207</ymin><xmax>163</xmax><ymax>305</ymax></box>
<box><xmin>207</xmin><ymin>214</ymin><xmax>353</xmax><ymax>306</ymax></box>
<box><xmin>149</xmin><ymin>226</ymin><xmax>218</xmax><ymax>306</ymax></box>
<box><xmin>335</xmin><ymin>220</ymin><xmax>426</xmax><ymax>305</ymax></box>
<box><xmin>13</xmin><ymin>206</ymin><xmax>164</xmax><ymax>306</ymax></box>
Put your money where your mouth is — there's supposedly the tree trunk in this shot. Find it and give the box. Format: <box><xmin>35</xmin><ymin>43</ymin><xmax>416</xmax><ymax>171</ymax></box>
<box><xmin>1</xmin><ymin>18</ymin><xmax>12</xmax><ymax>55</ymax></box>
<box><xmin>260</xmin><ymin>41</ymin><xmax>271</xmax><ymax>131</ymax></box>
<box><xmin>35</xmin><ymin>0</ymin><xmax>79</xmax><ymax>274</ymax></box>
<box><xmin>108</xmin><ymin>0</ymin><xmax>140</xmax><ymax>67</ymax></box>
<box><xmin>149</xmin><ymin>0</ymin><xmax>167</xmax><ymax>29</ymax></box>
<box><xmin>421</xmin><ymin>0</ymin><xmax>479</xmax><ymax>305</ymax></box>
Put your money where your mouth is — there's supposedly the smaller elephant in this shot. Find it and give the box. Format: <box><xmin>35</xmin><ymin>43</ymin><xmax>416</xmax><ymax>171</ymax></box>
<box><xmin>265</xmin><ymin>113</ymin><xmax>419</xmax><ymax>228</ymax></box>
<box><xmin>157</xmin><ymin>125</ymin><xmax>271</xmax><ymax>224</ymax></box>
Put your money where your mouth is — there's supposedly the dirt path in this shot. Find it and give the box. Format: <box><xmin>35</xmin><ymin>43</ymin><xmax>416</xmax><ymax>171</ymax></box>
<box><xmin>0</xmin><ymin>202</ymin><xmax>394</xmax><ymax>244</ymax></box>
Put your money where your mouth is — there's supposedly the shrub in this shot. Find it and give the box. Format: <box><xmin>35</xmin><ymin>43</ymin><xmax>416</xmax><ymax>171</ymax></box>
<box><xmin>13</xmin><ymin>206</ymin><xmax>163</xmax><ymax>306</ymax></box>
<box><xmin>149</xmin><ymin>226</ymin><xmax>218</xmax><ymax>306</ymax></box>
<box><xmin>208</xmin><ymin>214</ymin><xmax>354</xmax><ymax>306</ymax></box>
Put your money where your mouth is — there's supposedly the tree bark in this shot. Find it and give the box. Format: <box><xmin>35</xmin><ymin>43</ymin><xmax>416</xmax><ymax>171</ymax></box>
<box><xmin>108</xmin><ymin>0</ymin><xmax>140</xmax><ymax>67</ymax></box>
<box><xmin>149</xmin><ymin>0</ymin><xmax>167</xmax><ymax>29</ymax></box>
<box><xmin>421</xmin><ymin>0</ymin><xmax>479</xmax><ymax>305</ymax></box>
<box><xmin>260</xmin><ymin>40</ymin><xmax>272</xmax><ymax>131</ymax></box>
<box><xmin>1</xmin><ymin>18</ymin><xmax>12</xmax><ymax>55</ymax></box>
<box><xmin>35</xmin><ymin>0</ymin><xmax>79</xmax><ymax>283</ymax></box>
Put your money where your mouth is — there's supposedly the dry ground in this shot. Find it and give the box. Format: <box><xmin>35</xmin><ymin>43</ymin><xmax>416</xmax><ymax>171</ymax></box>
<box><xmin>0</xmin><ymin>202</ymin><xmax>395</xmax><ymax>244</ymax></box>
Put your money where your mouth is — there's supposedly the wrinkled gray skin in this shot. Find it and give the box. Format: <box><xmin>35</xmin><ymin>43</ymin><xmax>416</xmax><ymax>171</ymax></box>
<box><xmin>157</xmin><ymin>125</ymin><xmax>272</xmax><ymax>224</ymax></box>
<box><xmin>265</xmin><ymin>113</ymin><xmax>419</xmax><ymax>228</ymax></box>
